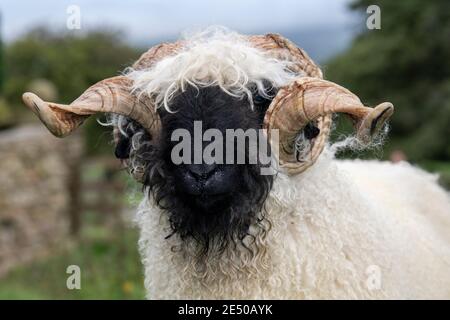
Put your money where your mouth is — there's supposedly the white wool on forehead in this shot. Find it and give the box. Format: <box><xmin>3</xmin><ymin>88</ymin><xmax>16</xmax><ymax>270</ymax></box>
<box><xmin>126</xmin><ymin>28</ymin><xmax>296</xmax><ymax>110</ymax></box>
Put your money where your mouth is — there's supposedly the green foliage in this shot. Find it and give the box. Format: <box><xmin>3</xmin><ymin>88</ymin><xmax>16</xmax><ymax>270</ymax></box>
<box><xmin>421</xmin><ymin>161</ymin><xmax>450</xmax><ymax>189</ymax></box>
<box><xmin>0</xmin><ymin>97</ymin><xmax>13</xmax><ymax>127</ymax></box>
<box><xmin>326</xmin><ymin>0</ymin><xmax>450</xmax><ymax>162</ymax></box>
<box><xmin>0</xmin><ymin>40</ymin><xmax>3</xmax><ymax>94</ymax></box>
<box><xmin>0</xmin><ymin>12</ymin><xmax>3</xmax><ymax>95</ymax></box>
<box><xmin>4</xmin><ymin>27</ymin><xmax>141</xmax><ymax>154</ymax></box>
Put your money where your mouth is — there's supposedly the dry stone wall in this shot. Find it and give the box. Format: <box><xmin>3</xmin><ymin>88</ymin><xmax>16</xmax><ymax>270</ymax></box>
<box><xmin>0</xmin><ymin>125</ymin><xmax>83</xmax><ymax>276</ymax></box>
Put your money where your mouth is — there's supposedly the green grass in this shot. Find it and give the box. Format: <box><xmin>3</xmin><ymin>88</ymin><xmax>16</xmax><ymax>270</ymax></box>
<box><xmin>0</xmin><ymin>224</ymin><xmax>145</xmax><ymax>299</ymax></box>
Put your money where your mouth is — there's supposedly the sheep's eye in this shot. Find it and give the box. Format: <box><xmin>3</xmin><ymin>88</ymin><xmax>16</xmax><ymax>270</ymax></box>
<box><xmin>253</xmin><ymin>93</ymin><xmax>273</xmax><ymax>125</ymax></box>
<box><xmin>253</xmin><ymin>93</ymin><xmax>268</xmax><ymax>105</ymax></box>
<box><xmin>252</xmin><ymin>93</ymin><xmax>273</xmax><ymax>113</ymax></box>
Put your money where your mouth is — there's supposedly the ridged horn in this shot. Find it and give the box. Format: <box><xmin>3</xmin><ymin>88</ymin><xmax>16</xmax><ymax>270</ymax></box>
<box><xmin>248</xmin><ymin>33</ymin><xmax>323</xmax><ymax>78</ymax></box>
<box><xmin>22</xmin><ymin>76</ymin><xmax>160</xmax><ymax>138</ymax></box>
<box><xmin>264</xmin><ymin>77</ymin><xmax>394</xmax><ymax>175</ymax></box>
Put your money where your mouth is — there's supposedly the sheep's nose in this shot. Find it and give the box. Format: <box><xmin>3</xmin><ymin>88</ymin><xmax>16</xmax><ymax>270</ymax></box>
<box><xmin>176</xmin><ymin>163</ymin><xmax>237</xmax><ymax>196</ymax></box>
<box><xmin>186</xmin><ymin>164</ymin><xmax>218</xmax><ymax>180</ymax></box>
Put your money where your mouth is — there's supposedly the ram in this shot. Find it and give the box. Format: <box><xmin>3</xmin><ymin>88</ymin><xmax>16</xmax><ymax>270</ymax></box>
<box><xmin>22</xmin><ymin>29</ymin><xmax>450</xmax><ymax>299</ymax></box>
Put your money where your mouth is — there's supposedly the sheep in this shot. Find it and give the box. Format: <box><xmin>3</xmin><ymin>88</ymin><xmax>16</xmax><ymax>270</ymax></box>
<box><xmin>22</xmin><ymin>28</ymin><xmax>450</xmax><ymax>299</ymax></box>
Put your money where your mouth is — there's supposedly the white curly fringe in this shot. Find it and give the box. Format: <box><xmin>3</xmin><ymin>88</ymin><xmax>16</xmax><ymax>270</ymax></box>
<box><xmin>329</xmin><ymin>123</ymin><xmax>390</xmax><ymax>156</ymax></box>
<box><xmin>126</xmin><ymin>26</ymin><xmax>296</xmax><ymax>111</ymax></box>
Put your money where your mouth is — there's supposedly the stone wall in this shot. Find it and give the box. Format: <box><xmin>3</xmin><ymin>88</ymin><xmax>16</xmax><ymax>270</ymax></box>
<box><xmin>0</xmin><ymin>125</ymin><xmax>83</xmax><ymax>276</ymax></box>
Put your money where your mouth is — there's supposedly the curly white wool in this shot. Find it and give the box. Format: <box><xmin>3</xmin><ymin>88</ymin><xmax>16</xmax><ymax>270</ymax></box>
<box><xmin>135</xmin><ymin>149</ymin><xmax>450</xmax><ymax>299</ymax></box>
<box><xmin>126</xmin><ymin>27</ymin><xmax>296</xmax><ymax>111</ymax></box>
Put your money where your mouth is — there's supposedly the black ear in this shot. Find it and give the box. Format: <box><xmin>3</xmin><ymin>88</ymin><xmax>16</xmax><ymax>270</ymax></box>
<box><xmin>115</xmin><ymin>135</ymin><xmax>131</xmax><ymax>159</ymax></box>
<box><xmin>304</xmin><ymin>122</ymin><xmax>320</xmax><ymax>140</ymax></box>
<box><xmin>113</xmin><ymin>117</ymin><xmax>142</xmax><ymax>159</ymax></box>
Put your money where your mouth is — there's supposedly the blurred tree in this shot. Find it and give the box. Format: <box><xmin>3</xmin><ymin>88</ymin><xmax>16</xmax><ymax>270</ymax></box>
<box><xmin>4</xmin><ymin>27</ymin><xmax>141</xmax><ymax>154</ymax></box>
<box><xmin>0</xmin><ymin>11</ymin><xmax>4</xmax><ymax>94</ymax></box>
<box><xmin>0</xmin><ymin>11</ymin><xmax>13</xmax><ymax>128</ymax></box>
<box><xmin>326</xmin><ymin>0</ymin><xmax>450</xmax><ymax>162</ymax></box>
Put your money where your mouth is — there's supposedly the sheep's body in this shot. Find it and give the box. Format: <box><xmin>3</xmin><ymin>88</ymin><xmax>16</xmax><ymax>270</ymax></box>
<box><xmin>23</xmin><ymin>26</ymin><xmax>450</xmax><ymax>299</ymax></box>
<box><xmin>136</xmin><ymin>151</ymin><xmax>450</xmax><ymax>299</ymax></box>
<box><xmin>128</xmin><ymin>30</ymin><xmax>450</xmax><ymax>299</ymax></box>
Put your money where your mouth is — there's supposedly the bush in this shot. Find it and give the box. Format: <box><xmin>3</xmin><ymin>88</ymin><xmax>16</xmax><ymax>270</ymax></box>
<box><xmin>326</xmin><ymin>0</ymin><xmax>450</xmax><ymax>163</ymax></box>
<box><xmin>3</xmin><ymin>27</ymin><xmax>141</xmax><ymax>154</ymax></box>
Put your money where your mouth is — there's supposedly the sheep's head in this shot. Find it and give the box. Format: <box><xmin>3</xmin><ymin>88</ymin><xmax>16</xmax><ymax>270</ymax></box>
<box><xmin>22</xmin><ymin>29</ymin><xmax>393</xmax><ymax>255</ymax></box>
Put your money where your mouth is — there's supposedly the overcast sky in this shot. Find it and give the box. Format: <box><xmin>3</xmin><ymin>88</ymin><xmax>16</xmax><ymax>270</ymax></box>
<box><xmin>0</xmin><ymin>0</ymin><xmax>357</xmax><ymax>44</ymax></box>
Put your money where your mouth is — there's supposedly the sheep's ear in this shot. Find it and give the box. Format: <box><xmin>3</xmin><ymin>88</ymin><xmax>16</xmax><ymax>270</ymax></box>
<box><xmin>112</xmin><ymin>118</ymin><xmax>134</xmax><ymax>159</ymax></box>
<box><xmin>112</xmin><ymin>117</ymin><xmax>149</xmax><ymax>160</ymax></box>
<box><xmin>114</xmin><ymin>135</ymin><xmax>131</xmax><ymax>159</ymax></box>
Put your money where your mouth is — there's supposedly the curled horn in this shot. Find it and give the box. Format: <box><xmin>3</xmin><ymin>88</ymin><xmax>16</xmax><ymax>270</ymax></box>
<box><xmin>22</xmin><ymin>41</ymin><xmax>183</xmax><ymax>139</ymax></box>
<box><xmin>22</xmin><ymin>76</ymin><xmax>160</xmax><ymax>139</ymax></box>
<box><xmin>264</xmin><ymin>77</ymin><xmax>394</xmax><ymax>175</ymax></box>
<box><xmin>249</xmin><ymin>34</ymin><xmax>393</xmax><ymax>175</ymax></box>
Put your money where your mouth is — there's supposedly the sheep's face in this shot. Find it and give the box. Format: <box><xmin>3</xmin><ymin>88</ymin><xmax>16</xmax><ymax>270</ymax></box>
<box><xmin>115</xmin><ymin>85</ymin><xmax>274</xmax><ymax>254</ymax></box>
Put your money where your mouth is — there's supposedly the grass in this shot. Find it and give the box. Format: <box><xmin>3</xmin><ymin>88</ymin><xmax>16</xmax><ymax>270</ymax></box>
<box><xmin>0</xmin><ymin>223</ymin><xmax>146</xmax><ymax>299</ymax></box>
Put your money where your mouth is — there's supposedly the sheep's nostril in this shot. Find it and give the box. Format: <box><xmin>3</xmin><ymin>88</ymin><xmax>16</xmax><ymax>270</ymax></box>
<box><xmin>187</xmin><ymin>164</ymin><xmax>218</xmax><ymax>181</ymax></box>
<box><xmin>177</xmin><ymin>164</ymin><xmax>235</xmax><ymax>197</ymax></box>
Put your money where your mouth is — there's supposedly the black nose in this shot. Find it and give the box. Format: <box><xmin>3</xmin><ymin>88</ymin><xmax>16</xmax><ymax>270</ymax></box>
<box><xmin>176</xmin><ymin>163</ymin><xmax>237</xmax><ymax>196</ymax></box>
<box><xmin>186</xmin><ymin>164</ymin><xmax>218</xmax><ymax>180</ymax></box>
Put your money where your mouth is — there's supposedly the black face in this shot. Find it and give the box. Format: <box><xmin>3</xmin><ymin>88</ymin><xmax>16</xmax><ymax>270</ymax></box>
<box><xmin>114</xmin><ymin>85</ymin><xmax>275</xmax><ymax>256</ymax></box>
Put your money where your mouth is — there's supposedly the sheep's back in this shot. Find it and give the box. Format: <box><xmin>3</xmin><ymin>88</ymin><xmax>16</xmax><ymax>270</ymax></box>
<box><xmin>335</xmin><ymin>159</ymin><xmax>450</xmax><ymax>298</ymax></box>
